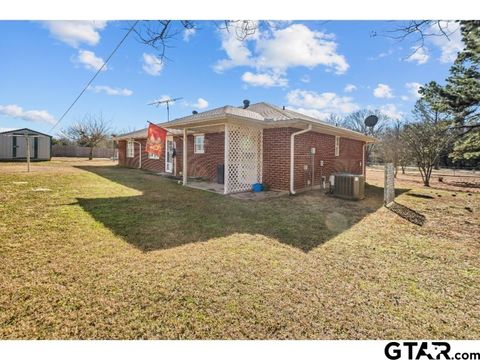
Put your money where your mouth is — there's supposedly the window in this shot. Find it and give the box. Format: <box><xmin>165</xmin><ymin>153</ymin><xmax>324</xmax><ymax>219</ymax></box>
<box><xmin>127</xmin><ymin>140</ymin><xmax>135</xmax><ymax>158</ymax></box>
<box><xmin>194</xmin><ymin>134</ymin><xmax>205</xmax><ymax>154</ymax></box>
<box><xmin>148</xmin><ymin>152</ymin><xmax>159</xmax><ymax>159</ymax></box>
<box><xmin>335</xmin><ymin>136</ymin><xmax>340</xmax><ymax>157</ymax></box>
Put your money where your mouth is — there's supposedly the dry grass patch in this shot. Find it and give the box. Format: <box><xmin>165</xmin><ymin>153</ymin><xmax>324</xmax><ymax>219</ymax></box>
<box><xmin>0</xmin><ymin>159</ymin><xmax>479</xmax><ymax>339</ymax></box>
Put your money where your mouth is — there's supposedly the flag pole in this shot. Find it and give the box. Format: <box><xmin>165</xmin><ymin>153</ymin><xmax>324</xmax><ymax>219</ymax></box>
<box><xmin>147</xmin><ymin>121</ymin><xmax>173</xmax><ymax>135</ymax></box>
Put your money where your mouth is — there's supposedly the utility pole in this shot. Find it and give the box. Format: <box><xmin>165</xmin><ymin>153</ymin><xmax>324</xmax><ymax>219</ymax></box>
<box><xmin>148</xmin><ymin>97</ymin><xmax>183</xmax><ymax>121</ymax></box>
<box><xmin>8</xmin><ymin>130</ymin><xmax>39</xmax><ymax>172</ymax></box>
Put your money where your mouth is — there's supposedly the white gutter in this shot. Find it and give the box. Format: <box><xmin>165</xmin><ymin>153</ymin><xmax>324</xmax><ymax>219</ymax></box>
<box><xmin>290</xmin><ymin>124</ymin><xmax>312</xmax><ymax>195</ymax></box>
<box><xmin>362</xmin><ymin>143</ymin><xmax>366</xmax><ymax>175</ymax></box>
<box><xmin>182</xmin><ymin>128</ymin><xmax>188</xmax><ymax>185</ymax></box>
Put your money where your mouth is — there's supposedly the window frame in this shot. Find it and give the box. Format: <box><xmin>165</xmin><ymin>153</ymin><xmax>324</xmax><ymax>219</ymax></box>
<box><xmin>127</xmin><ymin>140</ymin><xmax>135</xmax><ymax>158</ymax></box>
<box><xmin>335</xmin><ymin>136</ymin><xmax>340</xmax><ymax>157</ymax></box>
<box><xmin>194</xmin><ymin>134</ymin><xmax>205</xmax><ymax>154</ymax></box>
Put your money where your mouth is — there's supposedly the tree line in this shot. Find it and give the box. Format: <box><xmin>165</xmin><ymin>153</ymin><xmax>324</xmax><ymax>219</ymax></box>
<box><xmin>334</xmin><ymin>21</ymin><xmax>479</xmax><ymax>187</ymax></box>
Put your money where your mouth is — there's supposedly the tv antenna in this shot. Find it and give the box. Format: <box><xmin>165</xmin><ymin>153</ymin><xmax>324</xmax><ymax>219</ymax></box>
<box><xmin>148</xmin><ymin>97</ymin><xmax>183</xmax><ymax>121</ymax></box>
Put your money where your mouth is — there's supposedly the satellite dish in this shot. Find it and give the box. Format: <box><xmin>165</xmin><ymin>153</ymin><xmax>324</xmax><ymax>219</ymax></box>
<box><xmin>364</xmin><ymin>115</ymin><xmax>379</xmax><ymax>127</ymax></box>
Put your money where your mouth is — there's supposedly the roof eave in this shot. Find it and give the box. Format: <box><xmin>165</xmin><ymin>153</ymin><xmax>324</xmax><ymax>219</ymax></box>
<box><xmin>290</xmin><ymin>119</ymin><xmax>376</xmax><ymax>143</ymax></box>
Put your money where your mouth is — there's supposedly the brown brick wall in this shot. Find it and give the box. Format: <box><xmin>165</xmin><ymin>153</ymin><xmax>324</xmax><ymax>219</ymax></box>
<box><xmin>262</xmin><ymin>128</ymin><xmax>292</xmax><ymax>191</ymax></box>
<box><xmin>173</xmin><ymin>132</ymin><xmax>225</xmax><ymax>182</ymax></box>
<box><xmin>262</xmin><ymin>127</ymin><xmax>365</xmax><ymax>191</ymax></box>
<box><xmin>336</xmin><ymin>137</ymin><xmax>365</xmax><ymax>174</ymax></box>
<box><xmin>294</xmin><ymin>131</ymin><xmax>364</xmax><ymax>190</ymax></box>
<box><xmin>117</xmin><ymin>138</ymin><xmax>166</xmax><ymax>172</ymax></box>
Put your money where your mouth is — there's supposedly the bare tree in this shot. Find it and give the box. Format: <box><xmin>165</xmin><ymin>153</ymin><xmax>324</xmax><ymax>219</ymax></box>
<box><xmin>339</xmin><ymin>109</ymin><xmax>389</xmax><ymax>135</ymax></box>
<box><xmin>337</xmin><ymin>109</ymin><xmax>391</xmax><ymax>164</ymax></box>
<box><xmin>62</xmin><ymin>113</ymin><xmax>111</xmax><ymax>160</ymax></box>
<box><xmin>325</xmin><ymin>113</ymin><xmax>342</xmax><ymax>126</ymax></box>
<box><xmin>402</xmin><ymin>100</ymin><xmax>452</xmax><ymax>186</ymax></box>
<box><xmin>381</xmin><ymin>120</ymin><xmax>411</xmax><ymax>176</ymax></box>
<box><xmin>133</xmin><ymin>20</ymin><xmax>267</xmax><ymax>63</ymax></box>
<box><xmin>374</xmin><ymin>20</ymin><xmax>459</xmax><ymax>57</ymax></box>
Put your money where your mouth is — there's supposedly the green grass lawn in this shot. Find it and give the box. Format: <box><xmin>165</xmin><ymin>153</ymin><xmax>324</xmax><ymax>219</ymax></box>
<box><xmin>0</xmin><ymin>159</ymin><xmax>479</xmax><ymax>339</ymax></box>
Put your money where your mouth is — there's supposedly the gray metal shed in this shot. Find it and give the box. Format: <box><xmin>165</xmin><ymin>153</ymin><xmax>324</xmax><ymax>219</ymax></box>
<box><xmin>0</xmin><ymin>128</ymin><xmax>52</xmax><ymax>161</ymax></box>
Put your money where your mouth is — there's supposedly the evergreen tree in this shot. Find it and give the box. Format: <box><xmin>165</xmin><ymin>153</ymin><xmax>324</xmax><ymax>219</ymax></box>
<box><xmin>420</xmin><ymin>21</ymin><xmax>480</xmax><ymax>163</ymax></box>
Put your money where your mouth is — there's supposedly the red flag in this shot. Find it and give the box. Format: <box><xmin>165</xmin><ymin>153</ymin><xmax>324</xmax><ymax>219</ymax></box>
<box><xmin>146</xmin><ymin>122</ymin><xmax>167</xmax><ymax>156</ymax></box>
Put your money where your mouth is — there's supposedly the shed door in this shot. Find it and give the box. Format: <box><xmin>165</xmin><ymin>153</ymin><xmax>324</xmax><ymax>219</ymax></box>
<box><xmin>13</xmin><ymin>136</ymin><xmax>35</xmax><ymax>158</ymax></box>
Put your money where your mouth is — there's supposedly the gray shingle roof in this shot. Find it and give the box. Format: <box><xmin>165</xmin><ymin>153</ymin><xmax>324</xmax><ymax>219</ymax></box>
<box><xmin>247</xmin><ymin>102</ymin><xmax>329</xmax><ymax>124</ymax></box>
<box><xmin>165</xmin><ymin>102</ymin><xmax>331</xmax><ymax>126</ymax></box>
<box><xmin>114</xmin><ymin>102</ymin><xmax>375</xmax><ymax>142</ymax></box>
<box><xmin>166</xmin><ymin>105</ymin><xmax>265</xmax><ymax>125</ymax></box>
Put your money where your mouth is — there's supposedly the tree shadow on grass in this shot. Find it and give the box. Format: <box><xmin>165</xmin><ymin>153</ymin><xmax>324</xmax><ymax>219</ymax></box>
<box><xmin>75</xmin><ymin>166</ymin><xmax>410</xmax><ymax>252</ymax></box>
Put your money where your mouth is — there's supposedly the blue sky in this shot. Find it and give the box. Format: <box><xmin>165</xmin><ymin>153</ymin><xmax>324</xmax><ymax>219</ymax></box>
<box><xmin>0</xmin><ymin>20</ymin><xmax>463</xmax><ymax>136</ymax></box>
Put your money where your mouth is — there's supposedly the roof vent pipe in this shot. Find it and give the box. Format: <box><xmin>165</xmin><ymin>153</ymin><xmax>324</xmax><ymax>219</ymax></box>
<box><xmin>243</xmin><ymin>99</ymin><xmax>250</xmax><ymax>109</ymax></box>
<box><xmin>282</xmin><ymin>105</ymin><xmax>285</xmax><ymax>110</ymax></box>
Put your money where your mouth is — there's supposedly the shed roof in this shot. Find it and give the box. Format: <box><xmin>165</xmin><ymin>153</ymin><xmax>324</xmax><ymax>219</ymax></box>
<box><xmin>0</xmin><ymin>128</ymin><xmax>52</xmax><ymax>138</ymax></box>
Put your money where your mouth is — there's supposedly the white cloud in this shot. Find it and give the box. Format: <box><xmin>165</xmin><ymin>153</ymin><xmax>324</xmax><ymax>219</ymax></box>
<box><xmin>142</xmin><ymin>53</ymin><xmax>163</xmax><ymax>76</ymax></box>
<box><xmin>285</xmin><ymin>107</ymin><xmax>332</xmax><ymax>121</ymax></box>
<box><xmin>369</xmin><ymin>48</ymin><xmax>395</xmax><ymax>60</ymax></box>
<box><xmin>286</xmin><ymin>89</ymin><xmax>359</xmax><ymax>120</ymax></box>
<box><xmin>401</xmin><ymin>95</ymin><xmax>409</xmax><ymax>101</ymax></box>
<box><xmin>429</xmin><ymin>21</ymin><xmax>464</xmax><ymax>63</ymax></box>
<box><xmin>214</xmin><ymin>23</ymin><xmax>349</xmax><ymax>77</ymax></box>
<box><xmin>42</xmin><ymin>21</ymin><xmax>107</xmax><ymax>48</ymax></box>
<box><xmin>406</xmin><ymin>46</ymin><xmax>429</xmax><ymax>65</ymax></box>
<box><xmin>405</xmin><ymin>82</ymin><xmax>422</xmax><ymax>99</ymax></box>
<box><xmin>300</xmin><ymin>75</ymin><xmax>310</xmax><ymax>83</ymax></box>
<box><xmin>0</xmin><ymin>104</ymin><xmax>56</xmax><ymax>125</ymax></box>
<box><xmin>344</xmin><ymin>84</ymin><xmax>357</xmax><ymax>93</ymax></box>
<box><xmin>74</xmin><ymin>50</ymin><xmax>106</xmax><ymax>72</ymax></box>
<box><xmin>379</xmin><ymin>104</ymin><xmax>404</xmax><ymax>120</ymax></box>
<box><xmin>191</xmin><ymin>98</ymin><xmax>209</xmax><ymax>109</ymax></box>
<box><xmin>88</xmin><ymin>85</ymin><xmax>133</xmax><ymax>96</ymax></box>
<box><xmin>373</xmin><ymin>83</ymin><xmax>394</xmax><ymax>98</ymax></box>
<box><xmin>213</xmin><ymin>27</ymin><xmax>256</xmax><ymax>72</ymax></box>
<box><xmin>255</xmin><ymin>24</ymin><xmax>349</xmax><ymax>74</ymax></box>
<box><xmin>0</xmin><ymin>127</ymin><xmax>17</xmax><ymax>132</ymax></box>
<box><xmin>241</xmin><ymin>71</ymin><xmax>288</xmax><ymax>87</ymax></box>
<box><xmin>183</xmin><ymin>28</ymin><xmax>196</xmax><ymax>42</ymax></box>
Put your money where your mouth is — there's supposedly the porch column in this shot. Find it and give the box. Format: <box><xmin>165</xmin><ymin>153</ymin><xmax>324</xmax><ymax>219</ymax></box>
<box><xmin>224</xmin><ymin>123</ymin><xmax>229</xmax><ymax>194</ymax></box>
<box><xmin>183</xmin><ymin>128</ymin><xmax>187</xmax><ymax>185</ymax></box>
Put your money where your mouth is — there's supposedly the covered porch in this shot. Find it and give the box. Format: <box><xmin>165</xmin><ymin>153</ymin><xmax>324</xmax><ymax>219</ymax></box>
<box><xmin>167</xmin><ymin>118</ymin><xmax>264</xmax><ymax>195</ymax></box>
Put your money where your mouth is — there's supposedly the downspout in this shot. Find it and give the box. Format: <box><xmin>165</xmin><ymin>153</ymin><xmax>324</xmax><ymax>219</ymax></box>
<box><xmin>290</xmin><ymin>124</ymin><xmax>312</xmax><ymax>195</ymax></box>
<box><xmin>138</xmin><ymin>142</ymin><xmax>141</xmax><ymax>169</ymax></box>
<box><xmin>182</xmin><ymin>128</ymin><xmax>188</xmax><ymax>185</ymax></box>
<box><xmin>362</xmin><ymin>143</ymin><xmax>366</xmax><ymax>176</ymax></box>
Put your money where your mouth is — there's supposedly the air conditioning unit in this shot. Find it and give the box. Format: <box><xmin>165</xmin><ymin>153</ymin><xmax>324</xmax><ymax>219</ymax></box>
<box><xmin>331</xmin><ymin>173</ymin><xmax>365</xmax><ymax>200</ymax></box>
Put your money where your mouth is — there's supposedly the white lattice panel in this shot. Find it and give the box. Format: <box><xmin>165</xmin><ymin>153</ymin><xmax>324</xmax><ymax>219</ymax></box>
<box><xmin>225</xmin><ymin>124</ymin><xmax>263</xmax><ymax>194</ymax></box>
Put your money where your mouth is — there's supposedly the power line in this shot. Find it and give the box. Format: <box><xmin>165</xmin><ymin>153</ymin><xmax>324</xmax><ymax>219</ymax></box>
<box><xmin>49</xmin><ymin>20</ymin><xmax>139</xmax><ymax>132</ymax></box>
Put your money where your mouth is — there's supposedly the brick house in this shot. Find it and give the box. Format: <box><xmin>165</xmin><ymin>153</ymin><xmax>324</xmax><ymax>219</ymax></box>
<box><xmin>115</xmin><ymin>102</ymin><xmax>375</xmax><ymax>194</ymax></box>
